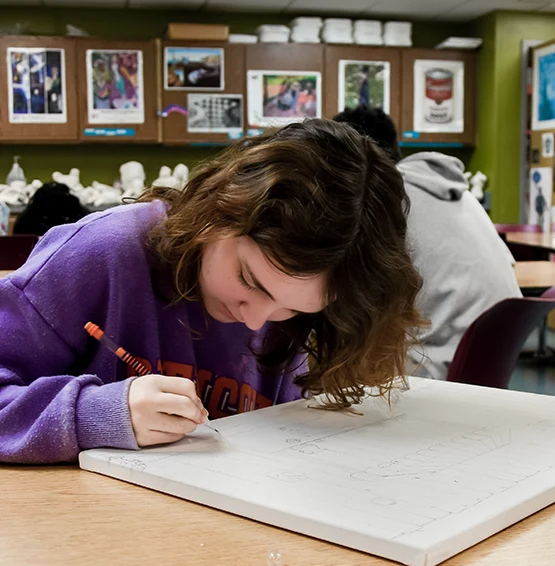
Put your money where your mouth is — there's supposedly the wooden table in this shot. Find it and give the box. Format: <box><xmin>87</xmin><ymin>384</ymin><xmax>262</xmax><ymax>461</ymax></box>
<box><xmin>0</xmin><ymin>270</ymin><xmax>12</xmax><ymax>278</ymax></box>
<box><xmin>2</xmin><ymin>466</ymin><xmax>555</xmax><ymax>565</ymax></box>
<box><xmin>506</xmin><ymin>232</ymin><xmax>555</xmax><ymax>253</ymax></box>
<box><xmin>514</xmin><ymin>261</ymin><xmax>555</xmax><ymax>290</ymax></box>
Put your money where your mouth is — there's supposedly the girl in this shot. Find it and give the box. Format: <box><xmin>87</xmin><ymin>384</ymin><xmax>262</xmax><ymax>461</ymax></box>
<box><xmin>0</xmin><ymin>119</ymin><xmax>423</xmax><ymax>464</ymax></box>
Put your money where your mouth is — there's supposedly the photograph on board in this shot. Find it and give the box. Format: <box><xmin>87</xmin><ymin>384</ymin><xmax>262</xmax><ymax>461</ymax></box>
<box><xmin>165</xmin><ymin>47</ymin><xmax>224</xmax><ymax>90</ymax></box>
<box><xmin>187</xmin><ymin>93</ymin><xmax>243</xmax><ymax>134</ymax></box>
<box><xmin>529</xmin><ymin>167</ymin><xmax>553</xmax><ymax>233</ymax></box>
<box><xmin>247</xmin><ymin>70</ymin><xmax>321</xmax><ymax>127</ymax></box>
<box><xmin>413</xmin><ymin>59</ymin><xmax>465</xmax><ymax>134</ymax></box>
<box><xmin>532</xmin><ymin>43</ymin><xmax>555</xmax><ymax>130</ymax></box>
<box><xmin>86</xmin><ymin>49</ymin><xmax>144</xmax><ymax>124</ymax></box>
<box><xmin>8</xmin><ymin>47</ymin><xmax>67</xmax><ymax>124</ymax></box>
<box><xmin>338</xmin><ymin>60</ymin><xmax>390</xmax><ymax>113</ymax></box>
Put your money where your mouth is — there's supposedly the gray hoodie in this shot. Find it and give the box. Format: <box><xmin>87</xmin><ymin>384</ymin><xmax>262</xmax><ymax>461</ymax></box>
<box><xmin>398</xmin><ymin>152</ymin><xmax>521</xmax><ymax>380</ymax></box>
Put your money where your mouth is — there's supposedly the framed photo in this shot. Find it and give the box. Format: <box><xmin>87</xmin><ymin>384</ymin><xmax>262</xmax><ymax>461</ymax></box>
<box><xmin>338</xmin><ymin>59</ymin><xmax>390</xmax><ymax>113</ymax></box>
<box><xmin>165</xmin><ymin>47</ymin><xmax>224</xmax><ymax>91</ymax></box>
<box><xmin>247</xmin><ymin>70</ymin><xmax>321</xmax><ymax>127</ymax></box>
<box><xmin>8</xmin><ymin>47</ymin><xmax>67</xmax><ymax>124</ymax></box>
<box><xmin>413</xmin><ymin>59</ymin><xmax>464</xmax><ymax>134</ymax></box>
<box><xmin>86</xmin><ymin>49</ymin><xmax>144</xmax><ymax>125</ymax></box>
<box><xmin>532</xmin><ymin>42</ymin><xmax>555</xmax><ymax>131</ymax></box>
<box><xmin>187</xmin><ymin>93</ymin><xmax>243</xmax><ymax>133</ymax></box>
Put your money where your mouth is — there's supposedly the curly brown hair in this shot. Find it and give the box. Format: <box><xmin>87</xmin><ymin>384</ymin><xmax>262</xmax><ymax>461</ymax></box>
<box><xmin>138</xmin><ymin>119</ymin><xmax>425</xmax><ymax>408</ymax></box>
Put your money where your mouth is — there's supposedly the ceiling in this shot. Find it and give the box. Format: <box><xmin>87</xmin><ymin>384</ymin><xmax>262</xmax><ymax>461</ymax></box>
<box><xmin>2</xmin><ymin>0</ymin><xmax>555</xmax><ymax>22</ymax></box>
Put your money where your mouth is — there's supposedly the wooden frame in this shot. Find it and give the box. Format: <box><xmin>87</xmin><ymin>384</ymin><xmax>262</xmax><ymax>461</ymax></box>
<box><xmin>0</xmin><ymin>36</ymin><xmax>78</xmax><ymax>143</ymax></box>
<box><xmin>245</xmin><ymin>44</ymin><xmax>324</xmax><ymax>130</ymax></box>
<box><xmin>400</xmin><ymin>49</ymin><xmax>476</xmax><ymax>146</ymax></box>
<box><xmin>323</xmin><ymin>45</ymin><xmax>401</xmax><ymax>127</ymax></box>
<box><xmin>76</xmin><ymin>38</ymin><xmax>159</xmax><ymax>143</ymax></box>
<box><xmin>161</xmin><ymin>41</ymin><xmax>245</xmax><ymax>145</ymax></box>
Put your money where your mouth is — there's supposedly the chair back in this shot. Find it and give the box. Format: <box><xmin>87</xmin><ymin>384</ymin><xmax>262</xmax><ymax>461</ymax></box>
<box><xmin>0</xmin><ymin>234</ymin><xmax>39</xmax><ymax>270</ymax></box>
<box><xmin>494</xmin><ymin>224</ymin><xmax>543</xmax><ymax>234</ymax></box>
<box><xmin>447</xmin><ymin>291</ymin><xmax>555</xmax><ymax>388</ymax></box>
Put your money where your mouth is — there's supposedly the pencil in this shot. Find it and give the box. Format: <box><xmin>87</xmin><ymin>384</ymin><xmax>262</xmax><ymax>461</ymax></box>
<box><xmin>84</xmin><ymin>321</ymin><xmax>220</xmax><ymax>435</ymax></box>
<box><xmin>84</xmin><ymin>322</ymin><xmax>151</xmax><ymax>376</ymax></box>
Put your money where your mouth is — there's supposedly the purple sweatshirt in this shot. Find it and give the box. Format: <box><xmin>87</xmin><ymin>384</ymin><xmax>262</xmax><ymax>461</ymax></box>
<box><xmin>0</xmin><ymin>201</ymin><xmax>305</xmax><ymax>464</ymax></box>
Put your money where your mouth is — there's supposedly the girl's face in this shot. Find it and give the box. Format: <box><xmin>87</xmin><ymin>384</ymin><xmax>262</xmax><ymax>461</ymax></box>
<box><xmin>199</xmin><ymin>236</ymin><xmax>327</xmax><ymax>331</ymax></box>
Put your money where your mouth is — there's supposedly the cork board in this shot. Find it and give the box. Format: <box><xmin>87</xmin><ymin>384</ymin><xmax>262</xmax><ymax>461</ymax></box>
<box><xmin>161</xmin><ymin>41</ymin><xmax>245</xmax><ymax>145</ymax></box>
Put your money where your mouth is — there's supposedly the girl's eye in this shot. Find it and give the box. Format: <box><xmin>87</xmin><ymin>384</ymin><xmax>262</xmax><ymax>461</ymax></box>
<box><xmin>238</xmin><ymin>270</ymin><xmax>256</xmax><ymax>292</ymax></box>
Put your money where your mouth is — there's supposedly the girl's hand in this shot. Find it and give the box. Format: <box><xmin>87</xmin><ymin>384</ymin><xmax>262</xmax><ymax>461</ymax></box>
<box><xmin>128</xmin><ymin>375</ymin><xmax>208</xmax><ymax>447</ymax></box>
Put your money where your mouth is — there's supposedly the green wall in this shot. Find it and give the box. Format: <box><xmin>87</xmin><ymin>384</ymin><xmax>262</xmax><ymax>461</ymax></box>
<box><xmin>0</xmin><ymin>6</ymin><xmax>468</xmax><ymax>187</ymax></box>
<box><xmin>0</xmin><ymin>144</ymin><xmax>221</xmax><ymax>188</ymax></box>
<box><xmin>466</xmin><ymin>13</ymin><xmax>497</xmax><ymax>212</ymax></box>
<box><xmin>469</xmin><ymin>10</ymin><xmax>555</xmax><ymax>222</ymax></box>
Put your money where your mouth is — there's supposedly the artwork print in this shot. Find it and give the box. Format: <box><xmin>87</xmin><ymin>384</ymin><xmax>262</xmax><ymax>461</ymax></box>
<box><xmin>8</xmin><ymin>47</ymin><xmax>67</xmax><ymax>124</ymax></box>
<box><xmin>413</xmin><ymin>59</ymin><xmax>465</xmax><ymax>134</ymax></box>
<box><xmin>338</xmin><ymin>60</ymin><xmax>390</xmax><ymax>113</ymax></box>
<box><xmin>533</xmin><ymin>43</ymin><xmax>555</xmax><ymax>131</ymax></box>
<box><xmin>187</xmin><ymin>93</ymin><xmax>243</xmax><ymax>133</ymax></box>
<box><xmin>86</xmin><ymin>49</ymin><xmax>144</xmax><ymax>124</ymax></box>
<box><xmin>247</xmin><ymin>70</ymin><xmax>321</xmax><ymax>127</ymax></box>
<box><xmin>529</xmin><ymin>167</ymin><xmax>553</xmax><ymax>232</ymax></box>
<box><xmin>165</xmin><ymin>47</ymin><xmax>224</xmax><ymax>90</ymax></box>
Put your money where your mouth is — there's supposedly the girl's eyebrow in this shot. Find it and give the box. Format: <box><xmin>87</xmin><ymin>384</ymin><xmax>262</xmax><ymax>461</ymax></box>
<box><xmin>243</xmin><ymin>262</ymin><xmax>316</xmax><ymax>315</ymax></box>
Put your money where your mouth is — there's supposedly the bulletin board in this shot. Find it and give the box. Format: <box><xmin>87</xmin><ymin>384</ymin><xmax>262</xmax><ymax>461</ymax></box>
<box><xmin>530</xmin><ymin>129</ymin><xmax>555</xmax><ymax>169</ymax></box>
<box><xmin>0</xmin><ymin>35</ymin><xmax>78</xmax><ymax>143</ymax></box>
<box><xmin>76</xmin><ymin>38</ymin><xmax>159</xmax><ymax>143</ymax></box>
<box><xmin>324</xmin><ymin>45</ymin><xmax>401</xmax><ymax>127</ymax></box>
<box><xmin>245</xmin><ymin>44</ymin><xmax>324</xmax><ymax>130</ymax></box>
<box><xmin>161</xmin><ymin>41</ymin><xmax>246</xmax><ymax>145</ymax></box>
<box><xmin>400</xmin><ymin>49</ymin><xmax>476</xmax><ymax>146</ymax></box>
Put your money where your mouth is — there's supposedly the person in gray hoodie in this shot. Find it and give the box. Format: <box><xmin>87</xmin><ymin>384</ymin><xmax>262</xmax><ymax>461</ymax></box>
<box><xmin>334</xmin><ymin>105</ymin><xmax>522</xmax><ymax>380</ymax></box>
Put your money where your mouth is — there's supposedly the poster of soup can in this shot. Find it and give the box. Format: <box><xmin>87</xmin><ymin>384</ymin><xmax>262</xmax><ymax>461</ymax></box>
<box><xmin>413</xmin><ymin>59</ymin><xmax>464</xmax><ymax>133</ymax></box>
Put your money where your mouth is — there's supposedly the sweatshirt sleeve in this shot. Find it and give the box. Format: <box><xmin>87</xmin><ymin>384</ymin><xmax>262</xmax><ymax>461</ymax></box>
<box><xmin>0</xmin><ymin>206</ymin><xmax>156</xmax><ymax>464</ymax></box>
<box><xmin>0</xmin><ymin>277</ymin><xmax>138</xmax><ymax>464</ymax></box>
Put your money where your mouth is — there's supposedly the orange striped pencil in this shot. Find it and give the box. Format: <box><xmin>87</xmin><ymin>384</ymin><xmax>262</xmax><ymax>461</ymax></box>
<box><xmin>83</xmin><ymin>321</ymin><xmax>220</xmax><ymax>435</ymax></box>
<box><xmin>84</xmin><ymin>321</ymin><xmax>151</xmax><ymax>376</ymax></box>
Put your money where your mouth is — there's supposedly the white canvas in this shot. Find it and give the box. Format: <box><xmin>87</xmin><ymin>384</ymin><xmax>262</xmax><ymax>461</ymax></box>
<box><xmin>81</xmin><ymin>378</ymin><xmax>555</xmax><ymax>566</ymax></box>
